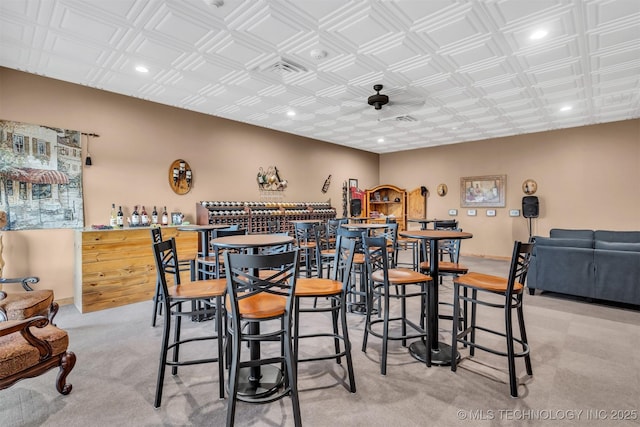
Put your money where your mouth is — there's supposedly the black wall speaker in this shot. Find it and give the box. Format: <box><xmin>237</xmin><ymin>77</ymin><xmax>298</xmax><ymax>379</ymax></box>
<box><xmin>522</xmin><ymin>196</ymin><xmax>539</xmax><ymax>218</ymax></box>
<box><xmin>350</xmin><ymin>199</ymin><xmax>362</xmax><ymax>217</ymax></box>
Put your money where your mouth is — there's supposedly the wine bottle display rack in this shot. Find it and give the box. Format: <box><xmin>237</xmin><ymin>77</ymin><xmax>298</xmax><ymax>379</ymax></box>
<box><xmin>197</xmin><ymin>201</ymin><xmax>336</xmax><ymax>234</ymax></box>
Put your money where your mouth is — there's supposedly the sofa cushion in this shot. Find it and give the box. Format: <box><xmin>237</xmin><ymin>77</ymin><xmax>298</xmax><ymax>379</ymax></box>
<box><xmin>594</xmin><ymin>230</ymin><xmax>640</xmax><ymax>243</ymax></box>
<box><xmin>534</xmin><ymin>236</ymin><xmax>593</xmax><ymax>249</ymax></box>
<box><xmin>549</xmin><ymin>229</ymin><xmax>594</xmax><ymax>239</ymax></box>
<box><xmin>594</xmin><ymin>241</ymin><xmax>640</xmax><ymax>252</ymax></box>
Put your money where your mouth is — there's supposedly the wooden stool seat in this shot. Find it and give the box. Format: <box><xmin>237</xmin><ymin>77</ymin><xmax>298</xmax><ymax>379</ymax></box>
<box><xmin>225</xmin><ymin>294</ymin><xmax>286</xmax><ymax>319</ymax></box>
<box><xmin>372</xmin><ymin>268</ymin><xmax>431</xmax><ymax>285</ymax></box>
<box><xmin>420</xmin><ymin>261</ymin><xmax>469</xmax><ymax>274</ymax></box>
<box><xmin>455</xmin><ymin>272</ymin><xmax>524</xmax><ymax>293</ymax></box>
<box><xmin>295</xmin><ymin>277</ymin><xmax>342</xmax><ymax>296</ymax></box>
<box><xmin>168</xmin><ymin>279</ymin><xmax>226</xmax><ymax>299</ymax></box>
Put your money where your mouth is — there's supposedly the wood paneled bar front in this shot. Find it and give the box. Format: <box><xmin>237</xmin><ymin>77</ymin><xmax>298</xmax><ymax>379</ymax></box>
<box><xmin>74</xmin><ymin>227</ymin><xmax>197</xmax><ymax>313</ymax></box>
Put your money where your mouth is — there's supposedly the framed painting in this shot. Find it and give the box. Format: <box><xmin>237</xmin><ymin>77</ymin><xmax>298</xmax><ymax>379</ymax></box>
<box><xmin>348</xmin><ymin>178</ymin><xmax>358</xmax><ymax>190</ymax></box>
<box><xmin>460</xmin><ymin>175</ymin><xmax>506</xmax><ymax>208</ymax></box>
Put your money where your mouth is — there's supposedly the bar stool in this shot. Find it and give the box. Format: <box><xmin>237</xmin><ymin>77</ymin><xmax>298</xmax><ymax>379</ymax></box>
<box><xmin>451</xmin><ymin>241</ymin><xmax>534</xmax><ymax>397</ymax></box>
<box><xmin>151</xmin><ymin>237</ymin><xmax>226</xmax><ymax>407</ymax></box>
<box><xmin>150</xmin><ymin>227</ymin><xmax>195</xmax><ymax>327</ymax></box>
<box><xmin>293</xmin><ymin>235</ymin><xmax>356</xmax><ymax>392</ymax></box>
<box><xmin>362</xmin><ymin>235</ymin><xmax>432</xmax><ymax>374</ymax></box>
<box><xmin>336</xmin><ymin>227</ymin><xmax>368</xmax><ymax>314</ymax></box>
<box><xmin>419</xmin><ymin>232</ymin><xmax>469</xmax><ymax>331</ymax></box>
<box><xmin>293</xmin><ymin>222</ymin><xmax>319</xmax><ymax>278</ymax></box>
<box><xmin>224</xmin><ymin>249</ymin><xmax>301</xmax><ymax>427</ymax></box>
<box><xmin>197</xmin><ymin>227</ymin><xmax>246</xmax><ymax>279</ymax></box>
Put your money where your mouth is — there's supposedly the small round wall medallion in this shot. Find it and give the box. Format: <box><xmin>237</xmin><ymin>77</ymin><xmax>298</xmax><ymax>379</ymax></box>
<box><xmin>522</xmin><ymin>179</ymin><xmax>537</xmax><ymax>195</ymax></box>
<box><xmin>437</xmin><ymin>183</ymin><xmax>448</xmax><ymax>197</ymax></box>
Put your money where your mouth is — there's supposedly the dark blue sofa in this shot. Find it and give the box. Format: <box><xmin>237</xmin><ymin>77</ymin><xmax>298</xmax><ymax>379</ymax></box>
<box><xmin>528</xmin><ymin>229</ymin><xmax>640</xmax><ymax>305</ymax></box>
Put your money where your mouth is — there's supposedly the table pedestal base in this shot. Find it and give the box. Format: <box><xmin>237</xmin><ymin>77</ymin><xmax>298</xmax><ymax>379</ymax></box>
<box><xmin>236</xmin><ymin>365</ymin><xmax>283</xmax><ymax>400</ymax></box>
<box><xmin>409</xmin><ymin>341</ymin><xmax>458</xmax><ymax>366</ymax></box>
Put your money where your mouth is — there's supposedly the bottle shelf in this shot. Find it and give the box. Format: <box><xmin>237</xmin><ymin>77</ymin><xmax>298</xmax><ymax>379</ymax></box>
<box><xmin>197</xmin><ymin>201</ymin><xmax>336</xmax><ymax>234</ymax></box>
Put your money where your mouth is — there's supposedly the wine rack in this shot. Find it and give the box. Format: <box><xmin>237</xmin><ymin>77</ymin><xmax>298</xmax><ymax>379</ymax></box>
<box><xmin>196</xmin><ymin>201</ymin><xmax>336</xmax><ymax>234</ymax></box>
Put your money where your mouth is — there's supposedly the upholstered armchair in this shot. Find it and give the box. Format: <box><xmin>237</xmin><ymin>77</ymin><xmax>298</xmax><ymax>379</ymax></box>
<box><xmin>0</xmin><ymin>316</ymin><xmax>76</xmax><ymax>394</ymax></box>
<box><xmin>0</xmin><ymin>277</ymin><xmax>59</xmax><ymax>323</ymax></box>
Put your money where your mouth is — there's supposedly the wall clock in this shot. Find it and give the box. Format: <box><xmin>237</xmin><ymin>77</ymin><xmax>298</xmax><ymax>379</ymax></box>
<box><xmin>522</xmin><ymin>179</ymin><xmax>537</xmax><ymax>195</ymax></box>
<box><xmin>437</xmin><ymin>183</ymin><xmax>448</xmax><ymax>197</ymax></box>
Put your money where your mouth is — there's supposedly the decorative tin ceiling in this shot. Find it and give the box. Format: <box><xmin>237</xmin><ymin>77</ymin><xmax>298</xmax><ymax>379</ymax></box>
<box><xmin>1</xmin><ymin>0</ymin><xmax>639</xmax><ymax>153</ymax></box>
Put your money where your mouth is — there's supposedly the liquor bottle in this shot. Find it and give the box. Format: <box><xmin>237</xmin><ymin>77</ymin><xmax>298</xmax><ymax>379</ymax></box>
<box><xmin>110</xmin><ymin>203</ymin><xmax>117</xmax><ymax>227</ymax></box>
<box><xmin>151</xmin><ymin>206</ymin><xmax>158</xmax><ymax>225</ymax></box>
<box><xmin>161</xmin><ymin>206</ymin><xmax>169</xmax><ymax>226</ymax></box>
<box><xmin>131</xmin><ymin>205</ymin><xmax>140</xmax><ymax>226</ymax></box>
<box><xmin>141</xmin><ymin>206</ymin><xmax>149</xmax><ymax>225</ymax></box>
<box><xmin>117</xmin><ymin>206</ymin><xmax>124</xmax><ymax>228</ymax></box>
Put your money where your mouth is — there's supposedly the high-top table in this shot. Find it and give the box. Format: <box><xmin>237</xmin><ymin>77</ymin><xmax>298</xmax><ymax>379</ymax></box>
<box><xmin>211</xmin><ymin>233</ymin><xmax>294</xmax><ymax>399</ymax></box>
<box><xmin>398</xmin><ymin>229</ymin><xmax>473</xmax><ymax>365</ymax></box>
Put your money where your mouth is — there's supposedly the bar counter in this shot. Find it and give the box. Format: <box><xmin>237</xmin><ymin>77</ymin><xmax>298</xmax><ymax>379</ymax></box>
<box><xmin>74</xmin><ymin>226</ymin><xmax>197</xmax><ymax>313</ymax></box>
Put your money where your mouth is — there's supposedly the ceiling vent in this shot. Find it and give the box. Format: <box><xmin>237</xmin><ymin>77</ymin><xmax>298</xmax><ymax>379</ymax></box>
<box><xmin>259</xmin><ymin>57</ymin><xmax>308</xmax><ymax>75</ymax></box>
<box><xmin>394</xmin><ymin>115</ymin><xmax>417</xmax><ymax>122</ymax></box>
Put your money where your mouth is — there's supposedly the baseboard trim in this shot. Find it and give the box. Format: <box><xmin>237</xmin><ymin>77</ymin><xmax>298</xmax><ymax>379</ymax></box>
<box><xmin>55</xmin><ymin>297</ymin><xmax>75</xmax><ymax>306</ymax></box>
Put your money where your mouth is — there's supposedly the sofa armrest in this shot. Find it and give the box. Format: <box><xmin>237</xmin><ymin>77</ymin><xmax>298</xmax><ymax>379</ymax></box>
<box><xmin>0</xmin><ymin>277</ymin><xmax>40</xmax><ymax>291</ymax></box>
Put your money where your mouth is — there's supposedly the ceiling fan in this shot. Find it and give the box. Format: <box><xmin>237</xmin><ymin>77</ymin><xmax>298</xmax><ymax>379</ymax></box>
<box><xmin>356</xmin><ymin>84</ymin><xmax>426</xmax><ymax>121</ymax></box>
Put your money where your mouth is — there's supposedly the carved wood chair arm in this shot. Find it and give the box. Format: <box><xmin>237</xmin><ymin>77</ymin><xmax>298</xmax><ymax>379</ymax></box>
<box><xmin>0</xmin><ymin>316</ymin><xmax>52</xmax><ymax>359</ymax></box>
<box><xmin>0</xmin><ymin>276</ymin><xmax>40</xmax><ymax>291</ymax></box>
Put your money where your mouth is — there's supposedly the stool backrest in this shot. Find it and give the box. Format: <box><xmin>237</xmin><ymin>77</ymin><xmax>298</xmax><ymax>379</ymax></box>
<box><xmin>331</xmin><ymin>235</ymin><xmax>356</xmax><ymax>286</ymax></box>
<box><xmin>152</xmin><ymin>238</ymin><xmax>181</xmax><ymax>294</ymax></box>
<box><xmin>507</xmin><ymin>241</ymin><xmax>534</xmax><ymax>297</ymax></box>
<box><xmin>362</xmin><ymin>235</ymin><xmax>390</xmax><ymax>283</ymax></box>
<box><xmin>224</xmin><ymin>249</ymin><xmax>299</xmax><ymax>321</ymax></box>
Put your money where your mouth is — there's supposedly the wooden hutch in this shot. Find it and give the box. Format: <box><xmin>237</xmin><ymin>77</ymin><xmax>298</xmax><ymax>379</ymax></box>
<box><xmin>364</xmin><ymin>184</ymin><xmax>407</xmax><ymax>230</ymax></box>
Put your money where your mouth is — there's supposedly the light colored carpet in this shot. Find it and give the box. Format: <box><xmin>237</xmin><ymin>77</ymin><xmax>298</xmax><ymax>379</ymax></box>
<box><xmin>1</xmin><ymin>253</ymin><xmax>639</xmax><ymax>426</ymax></box>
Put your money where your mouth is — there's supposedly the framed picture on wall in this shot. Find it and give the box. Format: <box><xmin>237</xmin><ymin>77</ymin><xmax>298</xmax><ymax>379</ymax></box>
<box><xmin>349</xmin><ymin>178</ymin><xmax>358</xmax><ymax>190</ymax></box>
<box><xmin>460</xmin><ymin>175</ymin><xmax>506</xmax><ymax>208</ymax></box>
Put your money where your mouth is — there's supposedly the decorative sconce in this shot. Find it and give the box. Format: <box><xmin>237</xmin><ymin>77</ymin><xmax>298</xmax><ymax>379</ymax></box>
<box><xmin>168</xmin><ymin>159</ymin><xmax>193</xmax><ymax>195</ymax></box>
<box><xmin>82</xmin><ymin>132</ymin><xmax>100</xmax><ymax>166</ymax></box>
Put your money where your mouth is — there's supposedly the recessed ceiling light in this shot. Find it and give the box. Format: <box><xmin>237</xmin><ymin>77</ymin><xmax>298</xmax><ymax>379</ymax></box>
<box><xmin>377</xmin><ymin>138</ymin><xmax>384</xmax><ymax>144</ymax></box>
<box><xmin>560</xmin><ymin>105</ymin><xmax>572</xmax><ymax>112</ymax></box>
<box><xmin>530</xmin><ymin>29</ymin><xmax>548</xmax><ymax>40</ymax></box>
<box><xmin>135</xmin><ymin>65</ymin><xmax>149</xmax><ymax>73</ymax></box>
<box><xmin>287</xmin><ymin>110</ymin><xmax>296</xmax><ymax>117</ymax></box>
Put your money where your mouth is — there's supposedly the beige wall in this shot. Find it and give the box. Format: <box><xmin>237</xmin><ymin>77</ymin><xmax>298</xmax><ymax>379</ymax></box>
<box><xmin>380</xmin><ymin>119</ymin><xmax>640</xmax><ymax>257</ymax></box>
<box><xmin>2</xmin><ymin>67</ymin><xmax>638</xmax><ymax>302</ymax></box>
<box><xmin>0</xmin><ymin>67</ymin><xmax>378</xmax><ymax>300</ymax></box>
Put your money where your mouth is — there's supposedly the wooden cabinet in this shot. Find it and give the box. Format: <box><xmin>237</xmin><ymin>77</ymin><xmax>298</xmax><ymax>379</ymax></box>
<box><xmin>74</xmin><ymin>227</ymin><xmax>197</xmax><ymax>313</ymax></box>
<box><xmin>364</xmin><ymin>184</ymin><xmax>407</xmax><ymax>230</ymax></box>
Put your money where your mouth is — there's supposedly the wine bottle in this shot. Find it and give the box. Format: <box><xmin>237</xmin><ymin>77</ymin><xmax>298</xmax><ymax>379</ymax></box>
<box><xmin>110</xmin><ymin>203</ymin><xmax>117</xmax><ymax>227</ymax></box>
<box><xmin>151</xmin><ymin>206</ymin><xmax>158</xmax><ymax>225</ymax></box>
<box><xmin>131</xmin><ymin>205</ymin><xmax>140</xmax><ymax>226</ymax></box>
<box><xmin>141</xmin><ymin>206</ymin><xmax>149</xmax><ymax>225</ymax></box>
<box><xmin>117</xmin><ymin>206</ymin><xmax>124</xmax><ymax>228</ymax></box>
<box><xmin>161</xmin><ymin>206</ymin><xmax>169</xmax><ymax>226</ymax></box>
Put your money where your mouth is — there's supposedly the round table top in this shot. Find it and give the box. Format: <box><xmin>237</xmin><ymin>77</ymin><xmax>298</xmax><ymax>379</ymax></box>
<box><xmin>290</xmin><ymin>219</ymin><xmax>323</xmax><ymax>224</ymax></box>
<box><xmin>177</xmin><ymin>224</ymin><xmax>230</xmax><ymax>231</ymax></box>
<box><xmin>399</xmin><ymin>229</ymin><xmax>473</xmax><ymax>240</ymax></box>
<box><xmin>341</xmin><ymin>223</ymin><xmax>389</xmax><ymax>230</ymax></box>
<box><xmin>211</xmin><ymin>233</ymin><xmax>294</xmax><ymax>249</ymax></box>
